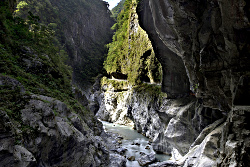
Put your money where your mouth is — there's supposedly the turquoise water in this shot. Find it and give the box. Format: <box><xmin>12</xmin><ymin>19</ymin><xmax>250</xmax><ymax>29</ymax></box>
<box><xmin>101</xmin><ymin>121</ymin><xmax>170</xmax><ymax>167</ymax></box>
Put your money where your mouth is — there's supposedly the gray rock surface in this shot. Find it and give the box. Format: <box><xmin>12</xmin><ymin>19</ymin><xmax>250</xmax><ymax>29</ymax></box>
<box><xmin>0</xmin><ymin>78</ymin><xmax>110</xmax><ymax>167</ymax></box>
<box><xmin>96</xmin><ymin>81</ymin><xmax>223</xmax><ymax>157</ymax></box>
<box><xmin>137</xmin><ymin>0</ymin><xmax>250</xmax><ymax>166</ymax></box>
<box><xmin>138</xmin><ymin>0</ymin><xmax>250</xmax><ymax>111</ymax></box>
<box><xmin>109</xmin><ymin>154</ymin><xmax>127</xmax><ymax>167</ymax></box>
<box><xmin>149</xmin><ymin>161</ymin><xmax>180</xmax><ymax>167</ymax></box>
<box><xmin>54</xmin><ymin>0</ymin><xmax>114</xmax><ymax>88</ymax></box>
<box><xmin>137</xmin><ymin>152</ymin><xmax>156</xmax><ymax>166</ymax></box>
<box><xmin>0</xmin><ymin>75</ymin><xmax>25</xmax><ymax>93</ymax></box>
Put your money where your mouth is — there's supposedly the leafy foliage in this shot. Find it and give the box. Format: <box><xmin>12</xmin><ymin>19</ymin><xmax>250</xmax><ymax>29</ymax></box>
<box><xmin>14</xmin><ymin>0</ymin><xmax>114</xmax><ymax>86</ymax></box>
<box><xmin>101</xmin><ymin>76</ymin><xmax>129</xmax><ymax>90</ymax></box>
<box><xmin>0</xmin><ymin>0</ymin><xmax>109</xmax><ymax>144</ymax></box>
<box><xmin>104</xmin><ymin>0</ymin><xmax>162</xmax><ymax>85</ymax></box>
<box><xmin>111</xmin><ymin>0</ymin><xmax>126</xmax><ymax>19</ymax></box>
<box><xmin>0</xmin><ymin>1</ymin><xmax>75</xmax><ymax>114</ymax></box>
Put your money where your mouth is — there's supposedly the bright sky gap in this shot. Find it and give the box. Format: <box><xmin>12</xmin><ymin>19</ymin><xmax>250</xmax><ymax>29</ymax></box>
<box><xmin>105</xmin><ymin>0</ymin><xmax>120</xmax><ymax>9</ymax></box>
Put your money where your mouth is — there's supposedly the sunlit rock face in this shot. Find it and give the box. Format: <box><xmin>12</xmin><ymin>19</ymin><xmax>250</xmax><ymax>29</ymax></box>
<box><xmin>138</xmin><ymin>0</ymin><xmax>250</xmax><ymax>111</ymax></box>
<box><xmin>137</xmin><ymin>0</ymin><xmax>250</xmax><ymax>166</ymax></box>
<box><xmin>95</xmin><ymin>81</ymin><xmax>223</xmax><ymax>157</ymax></box>
<box><xmin>0</xmin><ymin>76</ymin><xmax>109</xmax><ymax>167</ymax></box>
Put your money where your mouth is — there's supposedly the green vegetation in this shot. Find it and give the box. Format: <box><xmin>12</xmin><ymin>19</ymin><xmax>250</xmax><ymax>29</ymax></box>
<box><xmin>0</xmin><ymin>1</ymin><xmax>103</xmax><ymax>142</ymax></box>
<box><xmin>104</xmin><ymin>0</ymin><xmax>162</xmax><ymax>85</ymax></box>
<box><xmin>0</xmin><ymin>1</ymin><xmax>89</xmax><ymax>123</ymax></box>
<box><xmin>101</xmin><ymin>76</ymin><xmax>129</xmax><ymax>90</ymax></box>
<box><xmin>133</xmin><ymin>83</ymin><xmax>168</xmax><ymax>105</ymax></box>
<box><xmin>133</xmin><ymin>83</ymin><xmax>166</xmax><ymax>97</ymax></box>
<box><xmin>111</xmin><ymin>0</ymin><xmax>126</xmax><ymax>19</ymax></box>
<box><xmin>14</xmin><ymin>0</ymin><xmax>113</xmax><ymax>86</ymax></box>
<box><xmin>0</xmin><ymin>1</ymin><xmax>72</xmax><ymax>92</ymax></box>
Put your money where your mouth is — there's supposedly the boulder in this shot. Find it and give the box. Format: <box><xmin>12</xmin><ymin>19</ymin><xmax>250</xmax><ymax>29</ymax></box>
<box><xmin>109</xmin><ymin>154</ymin><xmax>127</xmax><ymax>167</ymax></box>
<box><xmin>127</xmin><ymin>156</ymin><xmax>135</xmax><ymax>161</ymax></box>
<box><xmin>137</xmin><ymin>152</ymin><xmax>156</xmax><ymax>166</ymax></box>
<box><xmin>0</xmin><ymin>75</ymin><xmax>25</xmax><ymax>93</ymax></box>
<box><xmin>0</xmin><ymin>91</ymin><xmax>110</xmax><ymax>166</ymax></box>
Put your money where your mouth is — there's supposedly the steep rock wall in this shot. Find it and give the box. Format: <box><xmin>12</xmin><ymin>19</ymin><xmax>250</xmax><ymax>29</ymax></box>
<box><xmin>95</xmin><ymin>79</ymin><xmax>223</xmax><ymax>157</ymax></box>
<box><xmin>138</xmin><ymin>0</ymin><xmax>250</xmax><ymax>111</ymax></box>
<box><xmin>137</xmin><ymin>0</ymin><xmax>250</xmax><ymax>166</ymax></box>
<box><xmin>0</xmin><ymin>86</ymin><xmax>109</xmax><ymax>167</ymax></box>
<box><xmin>15</xmin><ymin>0</ymin><xmax>114</xmax><ymax>88</ymax></box>
<box><xmin>54</xmin><ymin>0</ymin><xmax>114</xmax><ymax>86</ymax></box>
<box><xmin>136</xmin><ymin>0</ymin><xmax>190</xmax><ymax>97</ymax></box>
<box><xmin>0</xmin><ymin>1</ymin><xmax>111</xmax><ymax>165</ymax></box>
<box><xmin>103</xmin><ymin>0</ymin><xmax>162</xmax><ymax>85</ymax></box>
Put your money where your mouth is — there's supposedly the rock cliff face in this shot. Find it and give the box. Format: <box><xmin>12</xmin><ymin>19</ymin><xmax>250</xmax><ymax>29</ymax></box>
<box><xmin>138</xmin><ymin>0</ymin><xmax>250</xmax><ymax>111</ymax></box>
<box><xmin>0</xmin><ymin>1</ymin><xmax>111</xmax><ymax>165</ymax></box>
<box><xmin>54</xmin><ymin>0</ymin><xmax>114</xmax><ymax>87</ymax></box>
<box><xmin>136</xmin><ymin>0</ymin><xmax>250</xmax><ymax>166</ymax></box>
<box><xmin>15</xmin><ymin>0</ymin><xmax>114</xmax><ymax>88</ymax></box>
<box><xmin>95</xmin><ymin>79</ymin><xmax>224</xmax><ymax>157</ymax></box>
<box><xmin>103</xmin><ymin>0</ymin><xmax>162</xmax><ymax>85</ymax></box>
<box><xmin>0</xmin><ymin>76</ymin><xmax>109</xmax><ymax>167</ymax></box>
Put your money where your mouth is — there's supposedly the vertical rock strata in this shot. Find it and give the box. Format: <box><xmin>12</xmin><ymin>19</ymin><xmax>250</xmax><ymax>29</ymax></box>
<box><xmin>138</xmin><ymin>0</ymin><xmax>250</xmax><ymax>111</ymax></box>
<box><xmin>0</xmin><ymin>0</ymin><xmax>112</xmax><ymax>166</ymax></box>
<box><xmin>0</xmin><ymin>76</ymin><xmax>109</xmax><ymax>167</ymax></box>
<box><xmin>135</xmin><ymin>0</ymin><xmax>250</xmax><ymax>166</ymax></box>
<box><xmin>96</xmin><ymin>79</ymin><xmax>224</xmax><ymax>159</ymax></box>
<box><xmin>14</xmin><ymin>0</ymin><xmax>114</xmax><ymax>88</ymax></box>
<box><xmin>53</xmin><ymin>0</ymin><xmax>114</xmax><ymax>87</ymax></box>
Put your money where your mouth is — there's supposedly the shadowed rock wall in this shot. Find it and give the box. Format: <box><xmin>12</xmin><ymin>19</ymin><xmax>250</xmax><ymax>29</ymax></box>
<box><xmin>138</xmin><ymin>0</ymin><xmax>250</xmax><ymax>111</ymax></box>
<box><xmin>137</xmin><ymin>0</ymin><xmax>250</xmax><ymax>166</ymax></box>
<box><xmin>137</xmin><ymin>0</ymin><xmax>190</xmax><ymax>97</ymax></box>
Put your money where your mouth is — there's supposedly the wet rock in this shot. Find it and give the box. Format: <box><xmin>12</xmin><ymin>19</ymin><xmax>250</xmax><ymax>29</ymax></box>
<box><xmin>96</xmin><ymin>78</ymin><xmax>223</xmax><ymax>156</ymax></box>
<box><xmin>127</xmin><ymin>156</ymin><xmax>135</xmax><ymax>161</ymax></box>
<box><xmin>109</xmin><ymin>153</ymin><xmax>127</xmax><ymax>167</ymax></box>
<box><xmin>138</xmin><ymin>152</ymin><xmax>156</xmax><ymax>166</ymax></box>
<box><xmin>149</xmin><ymin>161</ymin><xmax>180</xmax><ymax>167</ymax></box>
<box><xmin>116</xmin><ymin>147</ymin><xmax>127</xmax><ymax>155</ymax></box>
<box><xmin>117</xmin><ymin>136</ymin><xmax>124</xmax><ymax>140</ymax></box>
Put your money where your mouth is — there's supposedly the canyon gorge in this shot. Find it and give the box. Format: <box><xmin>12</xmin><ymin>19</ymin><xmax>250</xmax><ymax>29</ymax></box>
<box><xmin>0</xmin><ymin>0</ymin><xmax>249</xmax><ymax>166</ymax></box>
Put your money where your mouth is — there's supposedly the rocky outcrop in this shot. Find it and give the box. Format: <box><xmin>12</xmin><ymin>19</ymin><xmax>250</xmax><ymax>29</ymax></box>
<box><xmin>109</xmin><ymin>154</ymin><xmax>127</xmax><ymax>167</ymax></box>
<box><xmin>96</xmin><ymin>80</ymin><xmax>224</xmax><ymax>157</ymax></box>
<box><xmin>136</xmin><ymin>0</ymin><xmax>191</xmax><ymax>97</ymax></box>
<box><xmin>0</xmin><ymin>76</ymin><xmax>109</xmax><ymax>167</ymax></box>
<box><xmin>138</xmin><ymin>0</ymin><xmax>250</xmax><ymax>111</ymax></box>
<box><xmin>55</xmin><ymin>0</ymin><xmax>114</xmax><ymax>87</ymax></box>
<box><xmin>137</xmin><ymin>0</ymin><xmax>250</xmax><ymax>166</ymax></box>
<box><xmin>103</xmin><ymin>0</ymin><xmax>162</xmax><ymax>86</ymax></box>
<box><xmin>137</xmin><ymin>152</ymin><xmax>156</xmax><ymax>166</ymax></box>
<box><xmin>1</xmin><ymin>1</ymin><xmax>113</xmax><ymax>166</ymax></box>
<box><xmin>218</xmin><ymin>107</ymin><xmax>250</xmax><ymax>166</ymax></box>
<box><xmin>15</xmin><ymin>0</ymin><xmax>114</xmax><ymax>88</ymax></box>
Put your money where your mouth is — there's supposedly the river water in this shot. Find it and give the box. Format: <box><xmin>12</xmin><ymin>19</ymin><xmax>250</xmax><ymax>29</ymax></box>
<box><xmin>101</xmin><ymin>121</ymin><xmax>170</xmax><ymax>167</ymax></box>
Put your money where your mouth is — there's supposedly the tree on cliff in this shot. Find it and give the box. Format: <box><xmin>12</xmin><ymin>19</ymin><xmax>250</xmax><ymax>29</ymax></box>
<box><xmin>104</xmin><ymin>0</ymin><xmax>162</xmax><ymax>85</ymax></box>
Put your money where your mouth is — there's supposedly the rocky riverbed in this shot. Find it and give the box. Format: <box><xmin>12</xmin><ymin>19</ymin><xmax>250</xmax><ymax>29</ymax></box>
<box><xmin>101</xmin><ymin>121</ymin><xmax>170</xmax><ymax>167</ymax></box>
